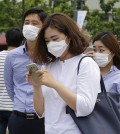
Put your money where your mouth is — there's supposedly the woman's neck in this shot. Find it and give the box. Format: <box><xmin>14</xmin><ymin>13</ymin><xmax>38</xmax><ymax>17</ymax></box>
<box><xmin>59</xmin><ymin>53</ymin><xmax>74</xmax><ymax>61</ymax></box>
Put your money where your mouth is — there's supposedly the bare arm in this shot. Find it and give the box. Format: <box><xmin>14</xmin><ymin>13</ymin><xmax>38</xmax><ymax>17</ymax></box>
<box><xmin>33</xmin><ymin>86</ymin><xmax>44</xmax><ymax>116</ymax></box>
<box><xmin>27</xmin><ymin>72</ymin><xmax>44</xmax><ymax>116</ymax></box>
<box><xmin>53</xmin><ymin>81</ymin><xmax>77</xmax><ymax>111</ymax></box>
<box><xmin>38</xmin><ymin>71</ymin><xmax>77</xmax><ymax>111</ymax></box>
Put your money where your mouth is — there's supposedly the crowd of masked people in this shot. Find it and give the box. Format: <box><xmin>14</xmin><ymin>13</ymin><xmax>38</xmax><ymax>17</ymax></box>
<box><xmin>0</xmin><ymin>8</ymin><xmax>120</xmax><ymax>134</ymax></box>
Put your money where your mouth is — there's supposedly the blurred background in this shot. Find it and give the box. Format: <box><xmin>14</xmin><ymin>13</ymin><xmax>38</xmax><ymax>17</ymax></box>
<box><xmin>0</xmin><ymin>0</ymin><xmax>120</xmax><ymax>50</ymax></box>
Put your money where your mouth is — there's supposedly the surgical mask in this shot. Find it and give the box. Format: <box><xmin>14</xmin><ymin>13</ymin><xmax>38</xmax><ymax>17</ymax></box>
<box><xmin>23</xmin><ymin>25</ymin><xmax>40</xmax><ymax>41</ymax></box>
<box><xmin>94</xmin><ymin>52</ymin><xmax>111</xmax><ymax>67</ymax></box>
<box><xmin>47</xmin><ymin>40</ymin><xmax>68</xmax><ymax>57</ymax></box>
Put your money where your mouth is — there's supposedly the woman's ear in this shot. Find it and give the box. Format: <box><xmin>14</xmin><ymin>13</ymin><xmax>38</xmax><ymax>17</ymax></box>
<box><xmin>66</xmin><ymin>36</ymin><xmax>71</xmax><ymax>45</ymax></box>
<box><xmin>110</xmin><ymin>52</ymin><xmax>115</xmax><ymax>60</ymax></box>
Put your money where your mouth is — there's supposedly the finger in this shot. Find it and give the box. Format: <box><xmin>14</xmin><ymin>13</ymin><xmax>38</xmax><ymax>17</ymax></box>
<box><xmin>26</xmin><ymin>75</ymin><xmax>31</xmax><ymax>82</ymax></box>
<box><xmin>85</xmin><ymin>51</ymin><xmax>94</xmax><ymax>55</ymax></box>
<box><xmin>26</xmin><ymin>71</ymin><xmax>31</xmax><ymax>75</ymax></box>
<box><xmin>37</xmin><ymin>70</ymin><xmax>49</xmax><ymax>77</ymax></box>
<box><xmin>36</xmin><ymin>70</ymin><xmax>45</xmax><ymax>75</ymax></box>
<box><xmin>43</xmin><ymin>70</ymin><xmax>49</xmax><ymax>73</ymax></box>
<box><xmin>39</xmin><ymin>74</ymin><xmax>45</xmax><ymax>83</ymax></box>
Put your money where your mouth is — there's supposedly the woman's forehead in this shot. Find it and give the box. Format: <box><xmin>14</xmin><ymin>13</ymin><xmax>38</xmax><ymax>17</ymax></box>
<box><xmin>45</xmin><ymin>27</ymin><xmax>63</xmax><ymax>39</ymax></box>
<box><xmin>93</xmin><ymin>41</ymin><xmax>107</xmax><ymax>48</ymax></box>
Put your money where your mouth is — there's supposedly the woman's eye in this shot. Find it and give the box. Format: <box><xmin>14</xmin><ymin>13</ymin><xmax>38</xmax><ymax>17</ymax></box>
<box><xmin>45</xmin><ymin>41</ymin><xmax>49</xmax><ymax>44</ymax></box>
<box><xmin>32</xmin><ymin>23</ymin><xmax>38</xmax><ymax>26</ymax></box>
<box><xmin>53</xmin><ymin>39</ymin><xmax>58</xmax><ymax>41</ymax></box>
<box><xmin>100</xmin><ymin>50</ymin><xmax>104</xmax><ymax>52</ymax></box>
<box><xmin>24</xmin><ymin>22</ymin><xmax>29</xmax><ymax>25</ymax></box>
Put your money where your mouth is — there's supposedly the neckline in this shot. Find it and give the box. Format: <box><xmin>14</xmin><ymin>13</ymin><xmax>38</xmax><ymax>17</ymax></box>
<box><xmin>58</xmin><ymin>53</ymin><xmax>84</xmax><ymax>64</ymax></box>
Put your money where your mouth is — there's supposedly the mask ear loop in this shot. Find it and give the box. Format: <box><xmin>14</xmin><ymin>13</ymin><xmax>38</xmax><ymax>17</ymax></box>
<box><xmin>61</xmin><ymin>37</ymin><xmax>71</xmax><ymax>58</ymax></box>
<box><xmin>108</xmin><ymin>51</ymin><xmax>114</xmax><ymax>63</ymax></box>
<box><xmin>65</xmin><ymin>36</ymin><xmax>71</xmax><ymax>46</ymax></box>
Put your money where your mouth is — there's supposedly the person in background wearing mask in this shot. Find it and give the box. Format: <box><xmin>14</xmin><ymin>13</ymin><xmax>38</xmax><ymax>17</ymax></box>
<box><xmin>0</xmin><ymin>27</ymin><xmax>23</xmax><ymax>134</ymax></box>
<box><xmin>27</xmin><ymin>13</ymin><xmax>101</xmax><ymax>134</ymax></box>
<box><xmin>4</xmin><ymin>8</ymin><xmax>48</xmax><ymax>134</ymax></box>
<box><xmin>86</xmin><ymin>31</ymin><xmax>120</xmax><ymax>93</ymax></box>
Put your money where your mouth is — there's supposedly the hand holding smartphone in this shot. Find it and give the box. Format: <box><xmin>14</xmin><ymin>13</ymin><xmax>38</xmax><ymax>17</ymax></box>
<box><xmin>26</xmin><ymin>63</ymin><xmax>39</xmax><ymax>81</ymax></box>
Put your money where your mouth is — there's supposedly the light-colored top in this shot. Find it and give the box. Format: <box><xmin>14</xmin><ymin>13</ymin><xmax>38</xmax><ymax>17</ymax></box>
<box><xmin>103</xmin><ymin>66</ymin><xmax>120</xmax><ymax>93</ymax></box>
<box><xmin>4</xmin><ymin>44</ymin><xmax>41</xmax><ymax>113</ymax></box>
<box><xmin>0</xmin><ymin>50</ymin><xmax>13</xmax><ymax>111</ymax></box>
<box><xmin>41</xmin><ymin>54</ymin><xmax>101</xmax><ymax>134</ymax></box>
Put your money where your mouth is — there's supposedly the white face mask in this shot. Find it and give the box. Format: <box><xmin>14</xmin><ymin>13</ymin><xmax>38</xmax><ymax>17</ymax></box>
<box><xmin>23</xmin><ymin>25</ymin><xmax>40</xmax><ymax>41</ymax></box>
<box><xmin>47</xmin><ymin>40</ymin><xmax>68</xmax><ymax>57</ymax></box>
<box><xmin>94</xmin><ymin>52</ymin><xmax>111</xmax><ymax>67</ymax></box>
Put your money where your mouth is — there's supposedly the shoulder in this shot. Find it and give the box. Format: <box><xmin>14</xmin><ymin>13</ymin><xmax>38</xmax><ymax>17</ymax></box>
<box><xmin>77</xmin><ymin>55</ymin><xmax>100</xmax><ymax>74</ymax></box>
<box><xmin>7</xmin><ymin>45</ymin><xmax>25</xmax><ymax>57</ymax></box>
<box><xmin>79</xmin><ymin>55</ymin><xmax>98</xmax><ymax>66</ymax></box>
<box><xmin>110</xmin><ymin>66</ymin><xmax>120</xmax><ymax>76</ymax></box>
<box><xmin>110</xmin><ymin>66</ymin><xmax>120</xmax><ymax>73</ymax></box>
<box><xmin>81</xmin><ymin>56</ymin><xmax>94</xmax><ymax>62</ymax></box>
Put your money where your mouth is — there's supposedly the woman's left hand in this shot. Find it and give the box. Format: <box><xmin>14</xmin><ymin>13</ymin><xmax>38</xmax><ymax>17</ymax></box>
<box><xmin>37</xmin><ymin>70</ymin><xmax>58</xmax><ymax>89</ymax></box>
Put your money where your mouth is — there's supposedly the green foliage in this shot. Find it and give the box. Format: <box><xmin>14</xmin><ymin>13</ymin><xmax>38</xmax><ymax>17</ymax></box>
<box><xmin>0</xmin><ymin>0</ymin><xmax>120</xmax><ymax>41</ymax></box>
<box><xmin>112</xmin><ymin>8</ymin><xmax>120</xmax><ymax>39</ymax></box>
<box><xmin>86</xmin><ymin>13</ymin><xmax>116</xmax><ymax>36</ymax></box>
<box><xmin>85</xmin><ymin>10</ymin><xmax>104</xmax><ymax>36</ymax></box>
<box><xmin>52</xmin><ymin>0</ymin><xmax>73</xmax><ymax>16</ymax></box>
<box><xmin>0</xmin><ymin>0</ymin><xmax>74</xmax><ymax>33</ymax></box>
<box><xmin>84</xmin><ymin>0</ymin><xmax>120</xmax><ymax>40</ymax></box>
<box><xmin>99</xmin><ymin>0</ymin><xmax>119</xmax><ymax>14</ymax></box>
<box><xmin>0</xmin><ymin>0</ymin><xmax>23</xmax><ymax>32</ymax></box>
<box><xmin>112</xmin><ymin>8</ymin><xmax>120</xmax><ymax>20</ymax></box>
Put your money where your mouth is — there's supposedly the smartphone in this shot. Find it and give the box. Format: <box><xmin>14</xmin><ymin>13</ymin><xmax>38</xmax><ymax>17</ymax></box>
<box><xmin>26</xmin><ymin>63</ymin><xmax>39</xmax><ymax>81</ymax></box>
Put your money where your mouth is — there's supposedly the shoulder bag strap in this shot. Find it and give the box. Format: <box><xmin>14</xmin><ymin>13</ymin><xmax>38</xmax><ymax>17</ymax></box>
<box><xmin>77</xmin><ymin>56</ymin><xmax>106</xmax><ymax>93</ymax></box>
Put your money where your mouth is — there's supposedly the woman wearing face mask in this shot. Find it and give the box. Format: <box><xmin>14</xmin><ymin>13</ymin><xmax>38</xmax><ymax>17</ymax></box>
<box><xmin>86</xmin><ymin>31</ymin><xmax>120</xmax><ymax>93</ymax></box>
<box><xmin>27</xmin><ymin>13</ymin><xmax>101</xmax><ymax>134</ymax></box>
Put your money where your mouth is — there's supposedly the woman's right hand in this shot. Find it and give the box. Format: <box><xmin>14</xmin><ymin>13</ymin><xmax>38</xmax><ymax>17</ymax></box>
<box><xmin>84</xmin><ymin>51</ymin><xmax>95</xmax><ymax>58</ymax></box>
<box><xmin>26</xmin><ymin>71</ymin><xmax>41</xmax><ymax>89</ymax></box>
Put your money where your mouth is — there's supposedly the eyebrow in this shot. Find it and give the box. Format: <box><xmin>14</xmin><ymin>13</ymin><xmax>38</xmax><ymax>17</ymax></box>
<box><xmin>93</xmin><ymin>45</ymin><xmax>104</xmax><ymax>48</ymax></box>
<box><xmin>24</xmin><ymin>20</ymin><xmax>39</xmax><ymax>23</ymax></box>
<box><xmin>45</xmin><ymin>35</ymin><xmax>58</xmax><ymax>40</ymax></box>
